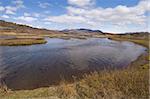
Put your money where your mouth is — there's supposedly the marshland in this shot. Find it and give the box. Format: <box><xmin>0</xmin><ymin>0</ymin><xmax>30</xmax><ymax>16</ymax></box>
<box><xmin>0</xmin><ymin>20</ymin><xmax>149</xmax><ymax>99</ymax></box>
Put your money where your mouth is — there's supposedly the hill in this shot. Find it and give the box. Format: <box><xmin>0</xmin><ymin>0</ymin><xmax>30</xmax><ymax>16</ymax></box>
<box><xmin>61</xmin><ymin>28</ymin><xmax>103</xmax><ymax>34</ymax></box>
<box><xmin>0</xmin><ymin>20</ymin><xmax>60</xmax><ymax>34</ymax></box>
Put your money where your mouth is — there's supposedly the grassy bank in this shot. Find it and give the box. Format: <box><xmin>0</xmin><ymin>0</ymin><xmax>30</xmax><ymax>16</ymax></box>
<box><xmin>109</xmin><ymin>37</ymin><xmax>149</xmax><ymax>48</ymax></box>
<box><xmin>0</xmin><ymin>38</ymin><xmax>47</xmax><ymax>46</ymax></box>
<box><xmin>0</xmin><ymin>65</ymin><xmax>148</xmax><ymax>99</ymax></box>
<box><xmin>0</xmin><ymin>35</ymin><xmax>149</xmax><ymax>99</ymax></box>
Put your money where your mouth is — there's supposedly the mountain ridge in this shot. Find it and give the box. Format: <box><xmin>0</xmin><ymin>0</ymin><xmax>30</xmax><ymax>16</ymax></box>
<box><xmin>0</xmin><ymin>20</ymin><xmax>149</xmax><ymax>35</ymax></box>
<box><xmin>61</xmin><ymin>28</ymin><xmax>103</xmax><ymax>34</ymax></box>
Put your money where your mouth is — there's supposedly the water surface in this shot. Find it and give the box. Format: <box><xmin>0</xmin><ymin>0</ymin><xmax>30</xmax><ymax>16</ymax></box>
<box><xmin>0</xmin><ymin>38</ymin><xmax>146</xmax><ymax>90</ymax></box>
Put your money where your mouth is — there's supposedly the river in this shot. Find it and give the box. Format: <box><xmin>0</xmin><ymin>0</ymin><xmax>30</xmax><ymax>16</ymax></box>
<box><xmin>0</xmin><ymin>38</ymin><xmax>146</xmax><ymax>90</ymax></box>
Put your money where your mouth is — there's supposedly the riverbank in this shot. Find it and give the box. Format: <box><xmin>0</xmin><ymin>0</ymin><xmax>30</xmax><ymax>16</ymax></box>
<box><xmin>0</xmin><ymin>68</ymin><xmax>148</xmax><ymax>99</ymax></box>
<box><xmin>0</xmin><ymin>33</ymin><xmax>88</xmax><ymax>46</ymax></box>
<box><xmin>109</xmin><ymin>37</ymin><xmax>149</xmax><ymax>48</ymax></box>
<box><xmin>0</xmin><ymin>38</ymin><xmax>47</xmax><ymax>46</ymax></box>
<box><xmin>0</xmin><ymin>36</ymin><xmax>149</xmax><ymax>99</ymax></box>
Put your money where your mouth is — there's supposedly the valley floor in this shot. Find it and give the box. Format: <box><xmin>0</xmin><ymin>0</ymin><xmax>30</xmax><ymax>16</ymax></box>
<box><xmin>0</xmin><ymin>34</ymin><xmax>149</xmax><ymax>99</ymax></box>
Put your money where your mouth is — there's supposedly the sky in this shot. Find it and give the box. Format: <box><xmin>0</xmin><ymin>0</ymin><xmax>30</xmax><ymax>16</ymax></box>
<box><xmin>0</xmin><ymin>0</ymin><xmax>149</xmax><ymax>33</ymax></box>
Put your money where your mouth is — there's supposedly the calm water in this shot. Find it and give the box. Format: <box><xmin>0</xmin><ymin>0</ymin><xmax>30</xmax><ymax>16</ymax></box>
<box><xmin>0</xmin><ymin>38</ymin><xmax>146</xmax><ymax>90</ymax></box>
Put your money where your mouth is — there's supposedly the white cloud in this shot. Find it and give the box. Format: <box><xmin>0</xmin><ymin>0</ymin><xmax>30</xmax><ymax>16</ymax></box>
<box><xmin>12</xmin><ymin>0</ymin><xmax>25</xmax><ymax>8</ymax></box>
<box><xmin>68</xmin><ymin>0</ymin><xmax>94</xmax><ymax>7</ymax></box>
<box><xmin>44</xmin><ymin>11</ymin><xmax>51</xmax><ymax>14</ymax></box>
<box><xmin>38</xmin><ymin>2</ymin><xmax>51</xmax><ymax>8</ymax></box>
<box><xmin>24</xmin><ymin>12</ymin><xmax>31</xmax><ymax>16</ymax></box>
<box><xmin>1</xmin><ymin>0</ymin><xmax>148</xmax><ymax>33</ymax></box>
<box><xmin>45</xmin><ymin>14</ymin><xmax>86</xmax><ymax>24</ymax></box>
<box><xmin>23</xmin><ymin>12</ymin><xmax>40</xmax><ymax>18</ymax></box>
<box><xmin>45</xmin><ymin>0</ymin><xmax>149</xmax><ymax>32</ymax></box>
<box><xmin>5</xmin><ymin>6</ymin><xmax>17</xmax><ymax>14</ymax></box>
<box><xmin>44</xmin><ymin>22</ymin><xmax>52</xmax><ymax>25</ymax></box>
<box><xmin>33</xmin><ymin>13</ymin><xmax>40</xmax><ymax>17</ymax></box>
<box><xmin>1</xmin><ymin>15</ymin><xmax>9</xmax><ymax>18</ymax></box>
<box><xmin>0</xmin><ymin>6</ymin><xmax>4</xmax><ymax>11</ymax></box>
<box><xmin>15</xmin><ymin>16</ymin><xmax>37</xmax><ymax>22</ymax></box>
<box><xmin>0</xmin><ymin>0</ymin><xmax>25</xmax><ymax>15</ymax></box>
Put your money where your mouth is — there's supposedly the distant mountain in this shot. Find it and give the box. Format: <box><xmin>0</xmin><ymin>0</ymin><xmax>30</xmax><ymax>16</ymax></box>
<box><xmin>61</xmin><ymin>28</ymin><xmax>103</xmax><ymax>34</ymax></box>
<box><xmin>0</xmin><ymin>20</ymin><xmax>148</xmax><ymax>35</ymax></box>
<box><xmin>0</xmin><ymin>20</ymin><xmax>103</xmax><ymax>34</ymax></box>
<box><xmin>0</xmin><ymin>20</ymin><xmax>104</xmax><ymax>35</ymax></box>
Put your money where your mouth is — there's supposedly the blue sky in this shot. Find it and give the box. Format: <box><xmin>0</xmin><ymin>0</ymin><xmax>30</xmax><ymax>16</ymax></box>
<box><xmin>0</xmin><ymin>0</ymin><xmax>149</xmax><ymax>33</ymax></box>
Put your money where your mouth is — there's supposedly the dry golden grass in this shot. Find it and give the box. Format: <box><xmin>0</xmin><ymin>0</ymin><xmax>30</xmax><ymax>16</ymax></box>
<box><xmin>108</xmin><ymin>35</ymin><xmax>149</xmax><ymax>48</ymax></box>
<box><xmin>0</xmin><ymin>38</ymin><xmax>47</xmax><ymax>46</ymax></box>
<box><xmin>56</xmin><ymin>82</ymin><xmax>76</xmax><ymax>98</ymax></box>
<box><xmin>54</xmin><ymin>63</ymin><xmax>148</xmax><ymax>99</ymax></box>
<box><xmin>75</xmin><ymin>68</ymin><xmax>148</xmax><ymax>99</ymax></box>
<box><xmin>113</xmin><ymin>38</ymin><xmax>148</xmax><ymax>48</ymax></box>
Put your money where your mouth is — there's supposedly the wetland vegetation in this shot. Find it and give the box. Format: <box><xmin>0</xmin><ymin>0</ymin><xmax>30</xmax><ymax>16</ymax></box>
<box><xmin>0</xmin><ymin>20</ymin><xmax>149</xmax><ymax>99</ymax></box>
<box><xmin>0</xmin><ymin>38</ymin><xmax>47</xmax><ymax>46</ymax></box>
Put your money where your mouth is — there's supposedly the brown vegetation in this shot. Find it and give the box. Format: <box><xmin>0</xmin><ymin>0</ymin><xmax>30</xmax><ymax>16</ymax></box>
<box><xmin>0</xmin><ymin>38</ymin><xmax>47</xmax><ymax>46</ymax></box>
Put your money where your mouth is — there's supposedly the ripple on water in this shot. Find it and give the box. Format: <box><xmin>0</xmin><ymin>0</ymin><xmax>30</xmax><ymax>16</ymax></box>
<box><xmin>0</xmin><ymin>38</ymin><xmax>147</xmax><ymax>90</ymax></box>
